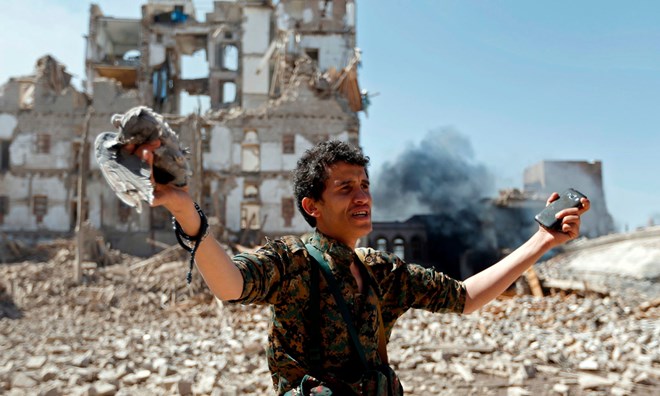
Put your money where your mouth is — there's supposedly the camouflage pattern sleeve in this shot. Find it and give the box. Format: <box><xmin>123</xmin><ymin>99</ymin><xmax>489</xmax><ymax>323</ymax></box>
<box><xmin>230</xmin><ymin>236</ymin><xmax>306</xmax><ymax>305</ymax></box>
<box><xmin>357</xmin><ymin>247</ymin><xmax>467</xmax><ymax>319</ymax></box>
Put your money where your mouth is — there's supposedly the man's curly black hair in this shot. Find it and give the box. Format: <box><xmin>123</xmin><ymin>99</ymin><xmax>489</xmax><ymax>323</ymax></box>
<box><xmin>293</xmin><ymin>140</ymin><xmax>370</xmax><ymax>227</ymax></box>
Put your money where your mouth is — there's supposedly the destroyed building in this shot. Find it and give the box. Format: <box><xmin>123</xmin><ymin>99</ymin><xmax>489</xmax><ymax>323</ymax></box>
<box><xmin>522</xmin><ymin>160</ymin><xmax>614</xmax><ymax>237</ymax></box>
<box><xmin>0</xmin><ymin>0</ymin><xmax>363</xmax><ymax>256</ymax></box>
<box><xmin>0</xmin><ymin>56</ymin><xmax>91</xmax><ymax>240</ymax></box>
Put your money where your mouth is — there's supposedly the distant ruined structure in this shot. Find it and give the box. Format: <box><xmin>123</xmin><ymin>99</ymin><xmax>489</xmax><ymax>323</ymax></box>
<box><xmin>0</xmin><ymin>0</ymin><xmax>362</xmax><ymax>256</ymax></box>
<box><xmin>522</xmin><ymin>160</ymin><xmax>614</xmax><ymax>237</ymax></box>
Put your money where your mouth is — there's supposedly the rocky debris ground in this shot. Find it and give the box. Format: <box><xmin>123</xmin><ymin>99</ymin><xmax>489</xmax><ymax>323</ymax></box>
<box><xmin>0</xmin><ymin>241</ymin><xmax>658</xmax><ymax>396</ymax></box>
<box><xmin>535</xmin><ymin>227</ymin><xmax>660</xmax><ymax>307</ymax></box>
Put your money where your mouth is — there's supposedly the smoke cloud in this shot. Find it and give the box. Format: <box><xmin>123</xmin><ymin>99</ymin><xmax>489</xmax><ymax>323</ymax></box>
<box><xmin>372</xmin><ymin>127</ymin><xmax>495</xmax><ymax>223</ymax></box>
<box><xmin>371</xmin><ymin>128</ymin><xmax>497</xmax><ymax>278</ymax></box>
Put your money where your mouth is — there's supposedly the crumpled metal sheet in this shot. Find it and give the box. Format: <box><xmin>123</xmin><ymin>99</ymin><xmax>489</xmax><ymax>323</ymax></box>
<box><xmin>95</xmin><ymin>106</ymin><xmax>190</xmax><ymax>213</ymax></box>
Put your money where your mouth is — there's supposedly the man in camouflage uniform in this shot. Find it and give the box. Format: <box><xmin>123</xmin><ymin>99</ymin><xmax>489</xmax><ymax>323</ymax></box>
<box><xmin>141</xmin><ymin>140</ymin><xmax>589</xmax><ymax>395</ymax></box>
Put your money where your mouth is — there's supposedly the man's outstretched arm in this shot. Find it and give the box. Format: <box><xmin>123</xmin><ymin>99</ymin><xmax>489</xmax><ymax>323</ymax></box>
<box><xmin>140</xmin><ymin>147</ymin><xmax>244</xmax><ymax>301</ymax></box>
<box><xmin>165</xmin><ymin>193</ymin><xmax>245</xmax><ymax>301</ymax></box>
<box><xmin>462</xmin><ymin>194</ymin><xmax>590</xmax><ymax>314</ymax></box>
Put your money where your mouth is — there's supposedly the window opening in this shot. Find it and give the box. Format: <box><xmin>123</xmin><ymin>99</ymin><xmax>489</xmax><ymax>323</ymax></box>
<box><xmin>241</xmin><ymin>130</ymin><xmax>260</xmax><ymax>172</ymax></box>
<box><xmin>222</xmin><ymin>45</ymin><xmax>238</xmax><ymax>71</ymax></box>
<box><xmin>0</xmin><ymin>140</ymin><xmax>10</xmax><ymax>171</ymax></box>
<box><xmin>221</xmin><ymin>82</ymin><xmax>237</xmax><ymax>104</ymax></box>
<box><xmin>118</xmin><ymin>201</ymin><xmax>132</xmax><ymax>223</ymax></box>
<box><xmin>305</xmin><ymin>48</ymin><xmax>319</xmax><ymax>63</ymax></box>
<box><xmin>201</xmin><ymin>127</ymin><xmax>211</xmax><ymax>152</ymax></box>
<box><xmin>282</xmin><ymin>197</ymin><xmax>294</xmax><ymax>227</ymax></box>
<box><xmin>240</xmin><ymin>203</ymin><xmax>261</xmax><ymax>230</ymax></box>
<box><xmin>33</xmin><ymin>195</ymin><xmax>48</xmax><ymax>223</ymax></box>
<box><xmin>393</xmin><ymin>237</ymin><xmax>405</xmax><ymax>260</ymax></box>
<box><xmin>282</xmin><ymin>134</ymin><xmax>295</xmax><ymax>154</ymax></box>
<box><xmin>0</xmin><ymin>196</ymin><xmax>8</xmax><ymax>224</ymax></box>
<box><xmin>36</xmin><ymin>134</ymin><xmax>50</xmax><ymax>154</ymax></box>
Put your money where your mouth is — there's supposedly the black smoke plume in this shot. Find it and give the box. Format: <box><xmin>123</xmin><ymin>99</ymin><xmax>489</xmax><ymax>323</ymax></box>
<box><xmin>371</xmin><ymin>128</ymin><xmax>499</xmax><ymax>278</ymax></box>
<box><xmin>372</xmin><ymin>128</ymin><xmax>495</xmax><ymax>233</ymax></box>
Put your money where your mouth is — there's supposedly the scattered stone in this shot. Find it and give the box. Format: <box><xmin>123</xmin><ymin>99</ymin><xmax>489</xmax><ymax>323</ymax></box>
<box><xmin>89</xmin><ymin>381</ymin><xmax>117</xmax><ymax>396</ymax></box>
<box><xmin>68</xmin><ymin>374</ymin><xmax>83</xmax><ymax>387</ymax></box>
<box><xmin>610</xmin><ymin>386</ymin><xmax>631</xmax><ymax>396</ymax></box>
<box><xmin>48</xmin><ymin>345</ymin><xmax>72</xmax><ymax>355</ymax></box>
<box><xmin>158</xmin><ymin>364</ymin><xmax>176</xmax><ymax>377</ymax></box>
<box><xmin>552</xmin><ymin>383</ymin><xmax>569</xmax><ymax>395</ymax></box>
<box><xmin>183</xmin><ymin>359</ymin><xmax>197</xmax><ymax>368</ymax></box>
<box><xmin>71</xmin><ymin>353</ymin><xmax>92</xmax><ymax>368</ymax></box>
<box><xmin>150</xmin><ymin>358</ymin><xmax>168</xmax><ymax>372</ymax></box>
<box><xmin>134</xmin><ymin>370</ymin><xmax>151</xmax><ymax>381</ymax></box>
<box><xmin>193</xmin><ymin>372</ymin><xmax>217</xmax><ymax>395</ymax></box>
<box><xmin>11</xmin><ymin>372</ymin><xmax>38</xmax><ymax>388</ymax></box>
<box><xmin>177</xmin><ymin>378</ymin><xmax>193</xmax><ymax>396</ymax></box>
<box><xmin>453</xmin><ymin>363</ymin><xmax>475</xmax><ymax>383</ymax></box>
<box><xmin>97</xmin><ymin>369</ymin><xmax>119</xmax><ymax>384</ymax></box>
<box><xmin>579</xmin><ymin>373</ymin><xmax>615</xmax><ymax>389</ymax></box>
<box><xmin>26</xmin><ymin>356</ymin><xmax>48</xmax><ymax>369</ymax></box>
<box><xmin>507</xmin><ymin>387</ymin><xmax>531</xmax><ymax>396</ymax></box>
<box><xmin>38</xmin><ymin>383</ymin><xmax>63</xmax><ymax>396</ymax></box>
<box><xmin>121</xmin><ymin>369</ymin><xmax>150</xmax><ymax>385</ymax></box>
<box><xmin>633</xmin><ymin>371</ymin><xmax>651</xmax><ymax>384</ymax></box>
<box><xmin>39</xmin><ymin>366</ymin><xmax>59</xmax><ymax>381</ymax></box>
<box><xmin>509</xmin><ymin>365</ymin><xmax>529</xmax><ymax>386</ymax></box>
<box><xmin>578</xmin><ymin>358</ymin><xmax>599</xmax><ymax>371</ymax></box>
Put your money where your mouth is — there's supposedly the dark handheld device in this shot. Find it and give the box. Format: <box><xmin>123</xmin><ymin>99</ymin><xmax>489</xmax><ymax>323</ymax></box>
<box><xmin>534</xmin><ymin>188</ymin><xmax>587</xmax><ymax>231</ymax></box>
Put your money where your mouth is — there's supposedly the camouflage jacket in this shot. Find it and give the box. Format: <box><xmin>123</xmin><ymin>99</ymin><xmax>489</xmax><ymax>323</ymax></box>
<box><xmin>230</xmin><ymin>230</ymin><xmax>466</xmax><ymax>395</ymax></box>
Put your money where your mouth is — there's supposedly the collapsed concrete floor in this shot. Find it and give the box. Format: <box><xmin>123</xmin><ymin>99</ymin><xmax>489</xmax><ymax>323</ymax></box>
<box><xmin>0</xmin><ymin>233</ymin><xmax>658</xmax><ymax>395</ymax></box>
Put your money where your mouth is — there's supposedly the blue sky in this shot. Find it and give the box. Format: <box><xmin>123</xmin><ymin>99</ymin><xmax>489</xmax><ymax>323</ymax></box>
<box><xmin>357</xmin><ymin>1</ymin><xmax>660</xmax><ymax>231</ymax></box>
<box><xmin>1</xmin><ymin>1</ymin><xmax>658</xmax><ymax>231</ymax></box>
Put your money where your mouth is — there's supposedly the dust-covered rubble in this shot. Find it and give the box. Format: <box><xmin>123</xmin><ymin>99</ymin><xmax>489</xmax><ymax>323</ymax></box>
<box><xmin>0</xmin><ymin>243</ymin><xmax>658</xmax><ymax>395</ymax></box>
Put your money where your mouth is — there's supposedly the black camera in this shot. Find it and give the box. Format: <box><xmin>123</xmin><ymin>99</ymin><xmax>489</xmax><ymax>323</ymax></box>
<box><xmin>534</xmin><ymin>188</ymin><xmax>587</xmax><ymax>231</ymax></box>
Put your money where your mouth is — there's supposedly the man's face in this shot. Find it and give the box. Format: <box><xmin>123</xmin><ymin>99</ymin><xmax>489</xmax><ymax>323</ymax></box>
<box><xmin>313</xmin><ymin>162</ymin><xmax>372</xmax><ymax>247</ymax></box>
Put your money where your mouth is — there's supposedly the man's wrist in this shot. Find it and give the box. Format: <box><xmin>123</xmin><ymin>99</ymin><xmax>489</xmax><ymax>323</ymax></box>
<box><xmin>171</xmin><ymin>202</ymin><xmax>210</xmax><ymax>285</ymax></box>
<box><xmin>532</xmin><ymin>229</ymin><xmax>558</xmax><ymax>251</ymax></box>
<box><xmin>173</xmin><ymin>203</ymin><xmax>209</xmax><ymax>248</ymax></box>
<box><xmin>164</xmin><ymin>195</ymin><xmax>195</xmax><ymax>216</ymax></box>
<box><xmin>167</xmin><ymin>200</ymin><xmax>201</xmax><ymax>234</ymax></box>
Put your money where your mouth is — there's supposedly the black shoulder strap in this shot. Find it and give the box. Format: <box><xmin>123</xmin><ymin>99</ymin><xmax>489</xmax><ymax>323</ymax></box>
<box><xmin>307</xmin><ymin>252</ymin><xmax>321</xmax><ymax>374</ymax></box>
<box><xmin>305</xmin><ymin>243</ymin><xmax>369</xmax><ymax>371</ymax></box>
<box><xmin>354</xmin><ymin>249</ymin><xmax>390</xmax><ymax>365</ymax></box>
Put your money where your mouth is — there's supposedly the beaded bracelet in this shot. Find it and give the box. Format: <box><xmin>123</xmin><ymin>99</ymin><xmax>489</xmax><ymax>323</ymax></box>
<box><xmin>172</xmin><ymin>202</ymin><xmax>210</xmax><ymax>284</ymax></box>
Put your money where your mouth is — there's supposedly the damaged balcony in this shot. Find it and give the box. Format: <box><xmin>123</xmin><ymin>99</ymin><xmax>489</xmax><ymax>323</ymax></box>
<box><xmin>87</xmin><ymin>12</ymin><xmax>141</xmax><ymax>89</ymax></box>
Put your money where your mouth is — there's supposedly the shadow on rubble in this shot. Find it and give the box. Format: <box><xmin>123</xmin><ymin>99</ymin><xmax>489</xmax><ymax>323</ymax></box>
<box><xmin>0</xmin><ymin>239</ymin><xmax>54</xmax><ymax>264</ymax></box>
<box><xmin>0</xmin><ymin>284</ymin><xmax>22</xmax><ymax>320</ymax></box>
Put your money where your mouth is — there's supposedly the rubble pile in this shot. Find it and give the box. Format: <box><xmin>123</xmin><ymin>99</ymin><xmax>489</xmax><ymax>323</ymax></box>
<box><xmin>0</xmin><ymin>248</ymin><xmax>657</xmax><ymax>395</ymax></box>
<box><xmin>389</xmin><ymin>295</ymin><xmax>658</xmax><ymax>395</ymax></box>
<box><xmin>535</xmin><ymin>228</ymin><xmax>660</xmax><ymax>306</ymax></box>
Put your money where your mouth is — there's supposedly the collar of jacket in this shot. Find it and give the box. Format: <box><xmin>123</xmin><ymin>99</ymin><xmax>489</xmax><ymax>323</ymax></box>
<box><xmin>308</xmin><ymin>229</ymin><xmax>356</xmax><ymax>269</ymax></box>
